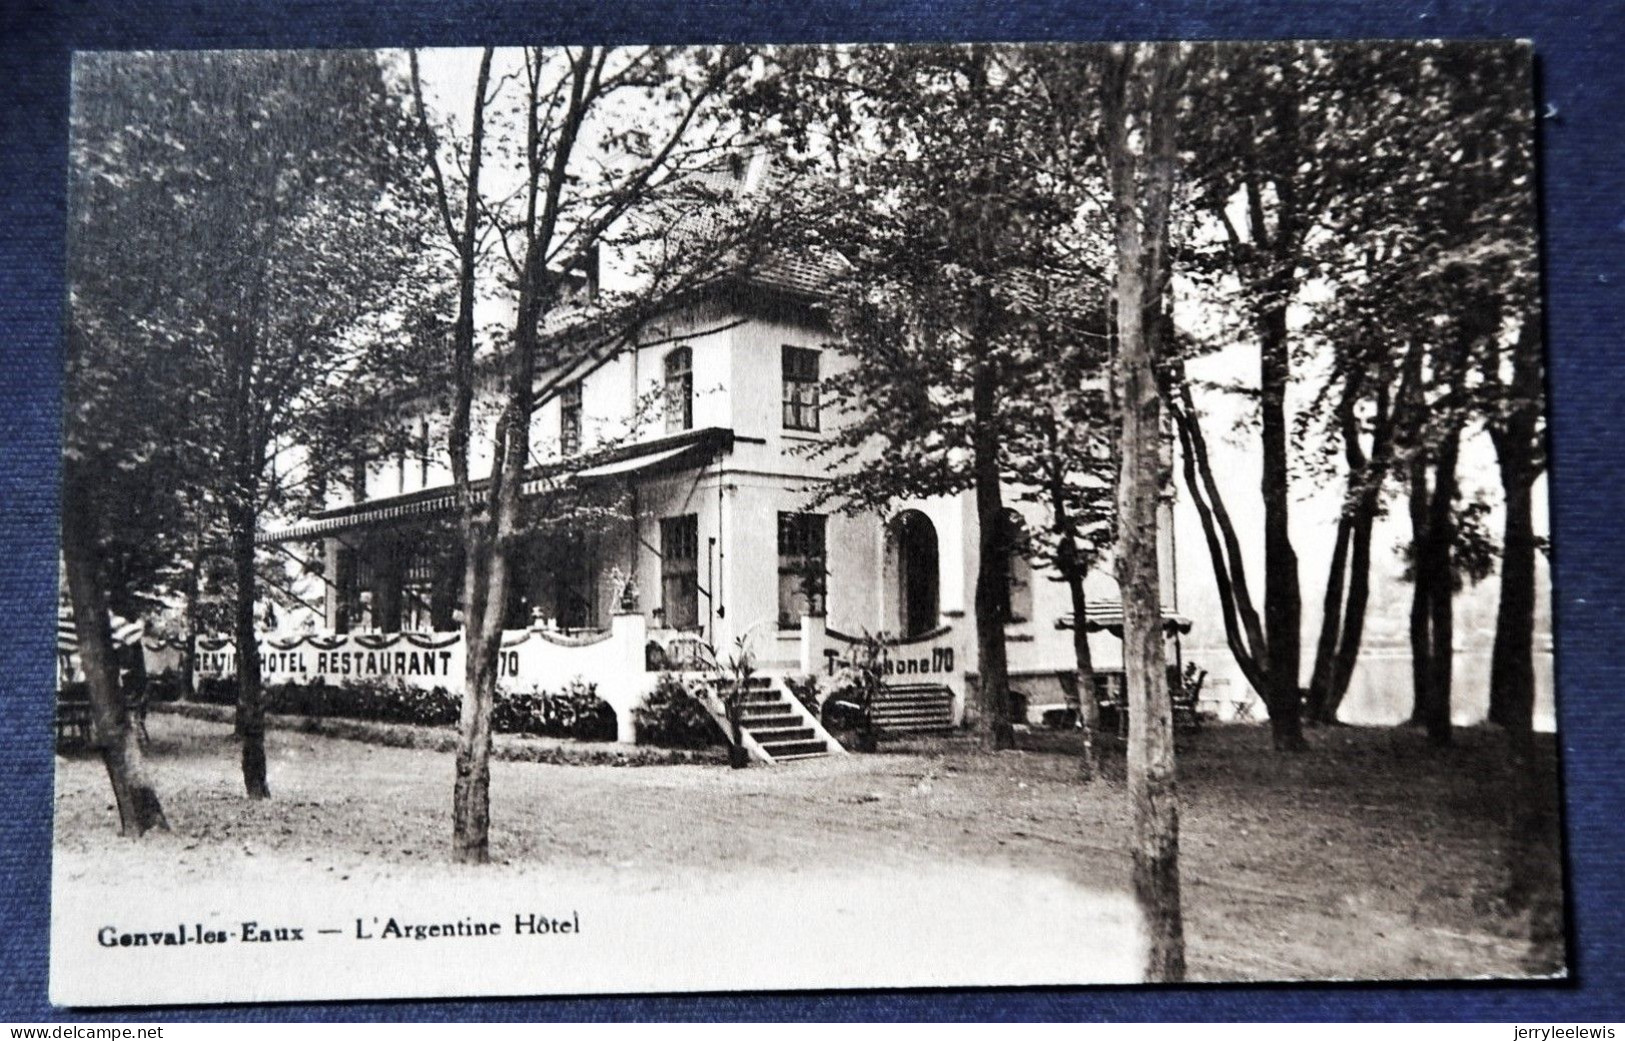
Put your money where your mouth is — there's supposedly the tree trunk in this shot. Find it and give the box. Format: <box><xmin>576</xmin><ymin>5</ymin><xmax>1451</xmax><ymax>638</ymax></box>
<box><xmin>1257</xmin><ymin>299</ymin><xmax>1304</xmax><ymax>751</ymax></box>
<box><xmin>1318</xmin><ymin>367</ymin><xmax>1397</xmax><ymax>724</ymax></box>
<box><xmin>1322</xmin><ymin>507</ymin><xmax>1375</xmax><ymax>722</ymax></box>
<box><xmin>1488</xmin><ymin>325</ymin><xmax>1540</xmax><ymax>734</ymax></box>
<box><xmin>454</xmin><ymin>517</ymin><xmax>509</xmax><ymax>863</ymax></box>
<box><xmin>178</xmin><ymin>509</ymin><xmax>204</xmax><ymax>698</ymax></box>
<box><xmin>1305</xmin><ymin>513</ymin><xmax>1351</xmax><ymax>723</ymax></box>
<box><xmin>1104</xmin><ymin>41</ymin><xmax>1184</xmax><ymax>984</ymax></box>
<box><xmin>181</xmin><ymin>521</ymin><xmax>201</xmax><ymax>700</ymax></box>
<box><xmin>1407</xmin><ymin>458</ymin><xmax>1433</xmax><ymax>728</ymax></box>
<box><xmin>1116</xmin><ymin>198</ymin><xmax>1184</xmax><ymax>985</ymax></box>
<box><xmin>1490</xmin><ymin>462</ymin><xmax>1537</xmax><ymax>726</ymax></box>
<box><xmin>1042</xmin><ymin>424</ymin><xmax>1100</xmax><ymax>777</ymax></box>
<box><xmin>971</xmin><ymin>353</ymin><xmax>1015</xmax><ymax>751</ymax></box>
<box><xmin>62</xmin><ymin>462</ymin><xmax>169</xmax><ymax>836</ymax></box>
<box><xmin>1057</xmin><ymin>531</ymin><xmax>1099</xmax><ymax>780</ymax></box>
<box><xmin>230</xmin><ymin>499</ymin><xmax>270</xmax><ymax>798</ymax></box>
<box><xmin>429</xmin><ymin>46</ymin><xmax>504</xmax><ymax>865</ymax></box>
<box><xmin>1423</xmin><ymin>549</ymin><xmax>1455</xmax><ymax>747</ymax></box>
<box><xmin>1423</xmin><ymin>428</ymin><xmax>1461</xmax><ymax>748</ymax></box>
<box><xmin>453</xmin><ymin>532</ymin><xmax>491</xmax><ymax>860</ymax></box>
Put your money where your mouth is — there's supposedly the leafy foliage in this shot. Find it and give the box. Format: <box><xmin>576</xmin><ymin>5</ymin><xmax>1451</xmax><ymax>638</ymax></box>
<box><xmin>189</xmin><ymin>675</ymin><xmax>615</xmax><ymax>739</ymax></box>
<box><xmin>782</xmin><ymin>674</ymin><xmax>823</xmax><ymax>719</ymax></box>
<box><xmin>632</xmin><ymin>674</ymin><xmax>725</xmax><ymax>748</ymax></box>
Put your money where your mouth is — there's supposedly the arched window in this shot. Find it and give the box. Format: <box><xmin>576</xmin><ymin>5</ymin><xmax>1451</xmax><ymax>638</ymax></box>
<box><xmin>888</xmin><ymin>510</ymin><xmax>939</xmax><ymax>637</ymax></box>
<box><xmin>664</xmin><ymin>347</ymin><xmax>693</xmax><ymax>433</ymax></box>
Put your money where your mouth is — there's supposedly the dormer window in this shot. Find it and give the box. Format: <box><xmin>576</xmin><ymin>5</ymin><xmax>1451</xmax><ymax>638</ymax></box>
<box><xmin>782</xmin><ymin>345</ymin><xmax>820</xmax><ymax>432</ymax></box>
<box><xmin>560</xmin><ymin>380</ymin><xmax>582</xmax><ymax>457</ymax></box>
<box><xmin>665</xmin><ymin>347</ymin><xmax>693</xmax><ymax>433</ymax></box>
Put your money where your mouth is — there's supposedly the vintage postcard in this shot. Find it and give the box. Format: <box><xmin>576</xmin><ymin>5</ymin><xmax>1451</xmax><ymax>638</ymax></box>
<box><xmin>51</xmin><ymin>40</ymin><xmax>1563</xmax><ymax>1006</ymax></box>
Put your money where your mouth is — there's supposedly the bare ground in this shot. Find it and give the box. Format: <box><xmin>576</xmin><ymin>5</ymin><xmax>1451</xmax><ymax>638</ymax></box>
<box><xmin>52</xmin><ymin>713</ymin><xmax>1566</xmax><ymax>985</ymax></box>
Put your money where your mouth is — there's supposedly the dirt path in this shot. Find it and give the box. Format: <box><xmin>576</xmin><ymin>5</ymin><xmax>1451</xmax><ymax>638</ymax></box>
<box><xmin>53</xmin><ymin>714</ymin><xmax>1562</xmax><ymax>985</ymax></box>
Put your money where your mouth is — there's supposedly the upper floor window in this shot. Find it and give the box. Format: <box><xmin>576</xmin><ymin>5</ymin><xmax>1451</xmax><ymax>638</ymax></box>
<box><xmin>560</xmin><ymin>380</ymin><xmax>583</xmax><ymax>457</ymax></box>
<box><xmin>782</xmin><ymin>345</ymin><xmax>821</xmax><ymax>432</ymax></box>
<box><xmin>1000</xmin><ymin>508</ymin><xmax>1033</xmax><ymax>624</ymax></box>
<box><xmin>665</xmin><ymin>347</ymin><xmax>693</xmax><ymax>433</ymax></box>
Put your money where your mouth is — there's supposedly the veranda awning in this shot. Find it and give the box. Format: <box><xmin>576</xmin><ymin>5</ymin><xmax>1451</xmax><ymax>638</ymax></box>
<box><xmin>1055</xmin><ymin>599</ymin><xmax>1193</xmax><ymax>637</ymax></box>
<box><xmin>258</xmin><ymin>427</ymin><xmax>731</xmax><ymax>545</ymax></box>
<box><xmin>570</xmin><ymin>442</ymin><xmax>697</xmax><ymax>479</ymax></box>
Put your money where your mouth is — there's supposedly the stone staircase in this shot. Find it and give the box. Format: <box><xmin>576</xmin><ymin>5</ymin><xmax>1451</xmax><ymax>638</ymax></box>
<box><xmin>711</xmin><ymin>675</ymin><xmax>844</xmax><ymax>763</ymax></box>
<box><xmin>867</xmin><ymin>682</ymin><xmax>956</xmax><ymax>735</ymax></box>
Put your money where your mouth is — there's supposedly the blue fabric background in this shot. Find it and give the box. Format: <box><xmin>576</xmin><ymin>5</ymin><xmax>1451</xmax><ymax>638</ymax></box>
<box><xmin>2</xmin><ymin>0</ymin><xmax>1620</xmax><ymax>1022</ymax></box>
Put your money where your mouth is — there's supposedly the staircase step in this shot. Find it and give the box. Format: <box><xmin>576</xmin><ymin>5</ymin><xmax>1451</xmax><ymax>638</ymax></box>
<box><xmin>739</xmin><ymin>699</ymin><xmax>793</xmax><ymax>713</ymax></box>
<box><xmin>741</xmin><ymin>713</ymin><xmax>801</xmax><ymax>729</ymax></box>
<box><xmin>773</xmin><ymin>752</ymin><xmax>833</xmax><ymax>762</ymax></box>
<box><xmin>747</xmin><ymin>726</ymin><xmax>814</xmax><ymax>743</ymax></box>
<box><xmin>760</xmin><ymin>739</ymin><xmax>828</xmax><ymax>759</ymax></box>
<box><xmin>733</xmin><ymin>690</ymin><xmax>787</xmax><ymax>704</ymax></box>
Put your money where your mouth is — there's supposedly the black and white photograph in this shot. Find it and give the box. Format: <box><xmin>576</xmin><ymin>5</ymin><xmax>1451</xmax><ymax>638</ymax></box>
<box><xmin>51</xmin><ymin>40</ymin><xmax>1563</xmax><ymax>1006</ymax></box>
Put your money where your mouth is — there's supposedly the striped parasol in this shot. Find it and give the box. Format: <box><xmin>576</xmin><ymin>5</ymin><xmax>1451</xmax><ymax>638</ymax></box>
<box><xmin>57</xmin><ymin>605</ymin><xmax>145</xmax><ymax>654</ymax></box>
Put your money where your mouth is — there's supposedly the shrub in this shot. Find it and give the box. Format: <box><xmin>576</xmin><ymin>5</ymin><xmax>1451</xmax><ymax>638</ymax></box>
<box><xmin>783</xmin><ymin>674</ymin><xmax>822</xmax><ymax>719</ymax></box>
<box><xmin>196</xmin><ymin>675</ymin><xmax>239</xmax><ymax>706</ymax></box>
<box><xmin>174</xmin><ymin>675</ymin><xmax>618</xmax><ymax>738</ymax></box>
<box><xmin>821</xmin><ymin>694</ymin><xmax>866</xmax><ymax>732</ymax></box>
<box><xmin>237</xmin><ymin>677</ymin><xmax>461</xmax><ymax>727</ymax></box>
<box><xmin>633</xmin><ymin>674</ymin><xmax>724</xmax><ymax>749</ymax></box>
<box><xmin>144</xmin><ymin>670</ymin><xmax>186</xmax><ymax>703</ymax></box>
<box><xmin>494</xmin><ymin>678</ymin><xmax>616</xmax><ymax>742</ymax></box>
<box><xmin>561</xmin><ymin>680</ymin><xmax>618</xmax><ymax>742</ymax></box>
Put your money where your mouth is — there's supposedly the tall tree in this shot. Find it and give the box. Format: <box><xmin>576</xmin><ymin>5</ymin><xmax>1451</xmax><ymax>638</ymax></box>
<box><xmin>60</xmin><ymin>479</ymin><xmax>169</xmax><ymax>836</ymax></box>
<box><xmin>64</xmin><ymin>52</ymin><xmax>230</xmax><ymax>833</ymax></box>
<box><xmin>1296</xmin><ymin>247</ymin><xmax>1419</xmax><ymax>725</ymax></box>
<box><xmin>760</xmin><ymin>45</ymin><xmax>1087</xmax><ymax>750</ymax></box>
<box><xmin>1101</xmin><ymin>40</ymin><xmax>1186</xmax><ymax>983</ymax></box>
<box><xmin>1002</xmin><ymin>291</ymin><xmax>1116</xmax><ymax>778</ymax></box>
<box><xmin>1457</xmin><ymin>45</ymin><xmax>1545</xmax><ymax>739</ymax></box>
<box><xmin>409</xmin><ymin>46</ymin><xmax>766</xmax><ymax>861</ymax></box>
<box><xmin>1166</xmin><ymin>45</ymin><xmax>1363</xmax><ymax>751</ymax></box>
<box><xmin>71</xmin><ymin>51</ymin><xmax>433</xmax><ymax>798</ymax></box>
<box><xmin>1375</xmin><ymin>44</ymin><xmax>1535</xmax><ymax>747</ymax></box>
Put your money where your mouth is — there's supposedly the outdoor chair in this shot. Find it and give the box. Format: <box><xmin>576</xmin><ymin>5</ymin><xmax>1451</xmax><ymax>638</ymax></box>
<box><xmin>54</xmin><ymin>689</ymin><xmax>93</xmax><ymax>751</ymax></box>
<box><xmin>1171</xmin><ymin>666</ymin><xmax>1206</xmax><ymax>731</ymax></box>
